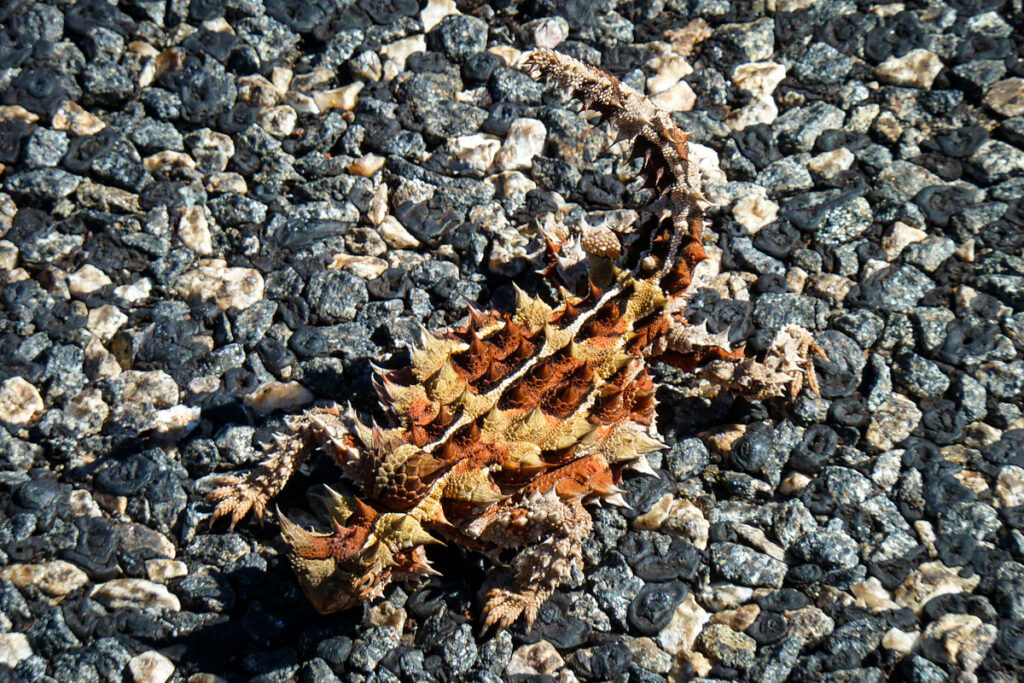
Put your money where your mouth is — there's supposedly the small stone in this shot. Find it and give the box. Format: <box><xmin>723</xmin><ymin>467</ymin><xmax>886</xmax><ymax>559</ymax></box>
<box><xmin>79</xmin><ymin>177</ymin><xmax>145</xmax><ymax>212</ymax></box>
<box><xmin>922</xmin><ymin>614</ymin><xmax>997</xmax><ymax>673</ymax></box>
<box><xmin>6</xmin><ymin>168</ymin><xmax>81</xmax><ymax>199</ymax></box>
<box><xmin>427</xmin><ymin>14</ymin><xmax>488</xmax><ymax>64</ymax></box>
<box><xmin>365</xmin><ymin>602</ymin><xmax>407</xmax><ymax>632</ymax></box>
<box><xmin>813</xmin><ymin>195</ymin><xmax>872</xmax><ymax>245</ymax></box>
<box><xmin>243</xmin><ymin>70</ymin><xmax>282</xmax><ymax>98</ymax></box>
<box><xmin>966</xmin><ymin>10</ymin><xmax>1013</xmax><ymax>36</ymax></box>
<box><xmin>663</xmin><ymin>500</ymin><xmax>710</xmax><ymax>549</ymax></box>
<box><xmin>807</xmin><ymin>148</ymin><xmax>854</xmax><ymax>179</ymax></box>
<box><xmin>851</xmin><ymin>577</ymin><xmax>900</xmax><ymax>612</ymax></box>
<box><xmin>711</xmin><ymin>604</ymin><xmax>760</xmax><ymax>631</ymax></box>
<box><xmin>703</xmin><ymin>584</ymin><xmax>754</xmax><ymax>611</ymax></box>
<box><xmin>806</xmin><ymin>273</ymin><xmax>854</xmax><ymax>304</ymax></box>
<box><xmin>91</xmin><ymin>579</ymin><xmax>181</xmax><ymax>611</ymax></box>
<box><xmin>129</xmin><ymin>651</ymin><xmax>175</xmax><ymax>683</ymax></box>
<box><xmin>185</xmin><ymin>128</ymin><xmax>234</xmax><ymax>173</ymax></box>
<box><xmin>710</xmin><ymin>543</ymin><xmax>787</xmax><ymax>588</ymax></box>
<box><xmin>0</xmin><ymin>634</ymin><xmax>32</xmax><ymax>668</ymax></box>
<box><xmin>529</xmin><ymin>17</ymin><xmax>569</xmax><ymax>49</ymax></box>
<box><xmin>114</xmin><ymin>278</ymin><xmax>152</xmax><ymax>302</ymax></box>
<box><xmin>732</xmin><ymin>187</ymin><xmax>778</xmax><ymax>233</ymax></box>
<box><xmin>697</xmin><ymin>623</ymin><xmax>756</xmax><ymax>670</ymax></box>
<box><xmin>995</xmin><ymin>465</ymin><xmax>1024</xmax><ymax>508</ymax></box>
<box><xmin>244</xmin><ymin>381</ymin><xmax>315</xmax><ymax>415</ymax></box>
<box><xmin>0</xmin><ymin>561</ymin><xmax>89</xmax><ymax>597</ymax></box>
<box><xmin>23</xmin><ymin>127</ymin><xmax>69</xmax><ymax>169</ymax></box>
<box><xmin>0</xmin><ymin>377</ymin><xmax>44</xmax><ymax>427</ymax></box>
<box><xmin>726</xmin><ymin>95</ymin><xmax>778</xmax><ymax>130</ymax></box>
<box><xmin>350</xmin><ymin>50</ymin><xmax>383</xmax><ymax>82</ymax></box>
<box><xmin>875</xmin><ymin>49</ymin><xmax>944</xmax><ymax>89</ymax></box>
<box><xmin>349</xmin><ymin>154</ymin><xmax>386</xmax><ymax>178</ymax></box>
<box><xmin>968</xmin><ymin>139</ymin><xmax>1024</xmax><ymax>183</ymax></box>
<box><xmin>623</xmin><ymin>637</ymin><xmax>672</xmax><ymax>674</ymax></box>
<box><xmin>118</xmin><ymin>523</ymin><xmax>176</xmax><ymax>558</ymax></box>
<box><xmin>647</xmin><ymin>53</ymin><xmax>694</xmax><ymax>95</ymax></box>
<box><xmin>779</xmin><ymin>472</ymin><xmax>812</xmax><ymax>495</ymax></box>
<box><xmin>177</xmin><ymin>206</ymin><xmax>213</xmax><ymax>255</ymax></box>
<box><xmin>87</xmin><ymin>304</ymin><xmax>128</xmax><ymax>342</ymax></box>
<box><xmin>329</xmin><ymin>254</ymin><xmax>389</xmax><ymax>280</ymax></box>
<box><xmin>0</xmin><ymin>105</ymin><xmax>38</xmax><ymax>123</ymax></box>
<box><xmin>882</xmin><ymin>221</ymin><xmax>927</xmax><ymax>260</ymax></box>
<box><xmin>590</xmin><ymin>564</ymin><xmax>644</xmax><ymax>627</ymax></box>
<box><xmin>145</xmin><ymin>559</ymin><xmax>189</xmax><ymax>583</ymax></box>
<box><xmin>632</xmin><ymin>493</ymin><xmax>674</xmax><ymax>529</ymax></box>
<box><xmin>795</xmin><ymin>42</ymin><xmax>853</xmax><ymax>84</ymax></box>
<box><xmin>506</xmin><ymin>641</ymin><xmax>564</xmax><ymax>677</ymax></box>
<box><xmin>732</xmin><ymin>61</ymin><xmax>786</xmax><ymax>96</ymax></box>
<box><xmin>259</xmin><ymin>105</ymin><xmax>298</xmax><ymax>137</ymax></box>
<box><xmin>984</xmin><ymin>77</ymin><xmax>1024</xmax><ymax>117</ymax></box>
<box><xmin>66</xmin><ymin>388</ymin><xmax>109</xmax><ymax>436</ymax></box>
<box><xmin>51</xmin><ymin>100</ymin><xmax>106</xmax><ymax>136</ymax></box>
<box><xmin>378</xmin><ymin>216</ymin><xmax>421</xmax><ymax>249</ymax></box>
<box><xmin>665</xmin><ymin>18</ymin><xmax>712</xmax><ymax>57</ymax></box>
<box><xmin>381</xmin><ymin>35</ymin><xmax>427</xmax><ymax>74</ymax></box>
<box><xmin>420</xmin><ymin>0</ymin><xmax>459</xmax><ymax>32</ymax></box>
<box><xmin>84</xmin><ymin>338</ymin><xmax>122</xmax><ymax>379</ymax></box>
<box><xmin>716</xmin><ymin>17</ymin><xmax>775</xmax><ymax>62</ymax></box>
<box><xmin>871</xmin><ymin>450</ymin><xmax>902</xmax><ymax>490</ymax></box>
<box><xmin>650</xmin><ymin>81</ymin><xmax>696</xmax><ymax>112</ymax></box>
<box><xmin>689</xmin><ymin>142</ymin><xmax>727</xmax><ymax>185</ymax></box>
<box><xmin>118</xmin><ymin>370</ymin><xmax>179</xmax><ymax>408</ymax></box>
<box><xmin>69</xmin><ymin>264</ymin><xmax>113</xmax><ymax>296</ymax></box>
<box><xmin>494</xmin><ymin>118</ymin><xmax>546</xmax><ymax>171</ymax></box>
<box><xmin>143</xmin><ymin>151</ymin><xmax>196</xmax><ymax>172</ymax></box>
<box><xmin>793</xmin><ymin>517</ymin><xmax>858</xmax><ymax>570</ymax></box>
<box><xmin>895</xmin><ymin>353</ymin><xmax>950</xmax><ymax>398</ymax></box>
<box><xmin>151</xmin><ymin>405</ymin><xmax>201</xmax><ymax>439</ymax></box>
<box><xmin>785</xmin><ymin>606</ymin><xmax>834</xmax><ymax>640</ymax></box>
<box><xmin>882</xmin><ymin>628</ymin><xmax>920</xmax><ymax>654</ymax></box>
<box><xmin>175</xmin><ymin>259</ymin><xmax>265</xmax><ymax>311</ymax></box>
<box><xmin>313</xmin><ymin>83</ymin><xmax>363</xmax><ymax>112</ymax></box>
<box><xmin>893</xmin><ymin>561</ymin><xmax>980</xmax><ymax>614</ymax></box>
<box><xmin>658</xmin><ymin>593</ymin><xmax>710</xmax><ymax>655</ymax></box>
<box><xmin>0</xmin><ymin>240</ymin><xmax>17</xmax><ymax>270</ymax></box>
<box><xmin>451</xmin><ymin>133</ymin><xmax>501</xmax><ymax>173</ymax></box>
<box><xmin>903</xmin><ymin>235</ymin><xmax>956</xmax><ymax>273</ymax></box>
<box><xmin>69</xmin><ymin>489</ymin><xmax>104</xmax><ymax>517</ymax></box>
<box><xmin>865</xmin><ymin>393</ymin><xmax>922</xmax><ymax>451</ymax></box>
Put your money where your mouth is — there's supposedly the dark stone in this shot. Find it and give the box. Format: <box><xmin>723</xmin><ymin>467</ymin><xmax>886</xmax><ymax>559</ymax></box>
<box><xmin>627</xmin><ymin>581</ymin><xmax>687</xmax><ymax>636</ymax></box>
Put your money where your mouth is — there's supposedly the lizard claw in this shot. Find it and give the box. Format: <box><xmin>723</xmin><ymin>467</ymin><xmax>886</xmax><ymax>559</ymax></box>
<box><xmin>208</xmin><ymin>475</ymin><xmax>270</xmax><ymax>529</ymax></box>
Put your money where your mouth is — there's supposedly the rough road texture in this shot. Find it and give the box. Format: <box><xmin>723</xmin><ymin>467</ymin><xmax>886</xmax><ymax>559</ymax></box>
<box><xmin>1</xmin><ymin>1</ymin><xmax>1023</xmax><ymax>682</ymax></box>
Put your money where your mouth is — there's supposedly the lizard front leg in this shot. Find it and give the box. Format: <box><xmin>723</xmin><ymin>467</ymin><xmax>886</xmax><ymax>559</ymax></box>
<box><xmin>697</xmin><ymin>324</ymin><xmax>826</xmax><ymax>400</ymax></box>
<box><xmin>658</xmin><ymin>320</ymin><xmax>825</xmax><ymax>400</ymax></box>
<box><xmin>208</xmin><ymin>405</ymin><xmax>360</xmax><ymax>528</ymax></box>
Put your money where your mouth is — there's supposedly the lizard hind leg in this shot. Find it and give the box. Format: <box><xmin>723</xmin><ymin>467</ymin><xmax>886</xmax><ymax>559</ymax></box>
<box><xmin>475</xmin><ymin>490</ymin><xmax>593</xmax><ymax>631</ymax></box>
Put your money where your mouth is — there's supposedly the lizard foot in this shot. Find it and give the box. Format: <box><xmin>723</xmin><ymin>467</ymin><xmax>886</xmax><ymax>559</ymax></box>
<box><xmin>482</xmin><ymin>588</ymin><xmax>542</xmax><ymax>631</ymax></box>
<box><xmin>208</xmin><ymin>475</ymin><xmax>272</xmax><ymax>529</ymax></box>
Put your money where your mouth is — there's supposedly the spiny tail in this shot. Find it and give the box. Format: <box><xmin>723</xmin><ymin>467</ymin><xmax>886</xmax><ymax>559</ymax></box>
<box><xmin>519</xmin><ymin>48</ymin><xmax>710</xmax><ymax>294</ymax></box>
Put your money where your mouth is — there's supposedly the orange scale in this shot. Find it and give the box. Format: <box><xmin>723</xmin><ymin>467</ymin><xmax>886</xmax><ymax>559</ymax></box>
<box><xmin>554</xmin><ymin>478</ymin><xmax>590</xmax><ymax>498</ymax></box>
<box><xmin>406</xmin><ymin>397</ymin><xmax>437</xmax><ymax>426</ymax></box>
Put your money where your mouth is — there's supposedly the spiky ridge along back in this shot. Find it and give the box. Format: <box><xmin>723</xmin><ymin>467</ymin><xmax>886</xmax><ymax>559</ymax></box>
<box><xmin>268</xmin><ymin>49</ymin><xmax>742</xmax><ymax>626</ymax></box>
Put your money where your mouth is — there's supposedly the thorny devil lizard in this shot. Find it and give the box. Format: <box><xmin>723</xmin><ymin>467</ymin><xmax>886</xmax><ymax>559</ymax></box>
<box><xmin>208</xmin><ymin>49</ymin><xmax>825</xmax><ymax>630</ymax></box>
